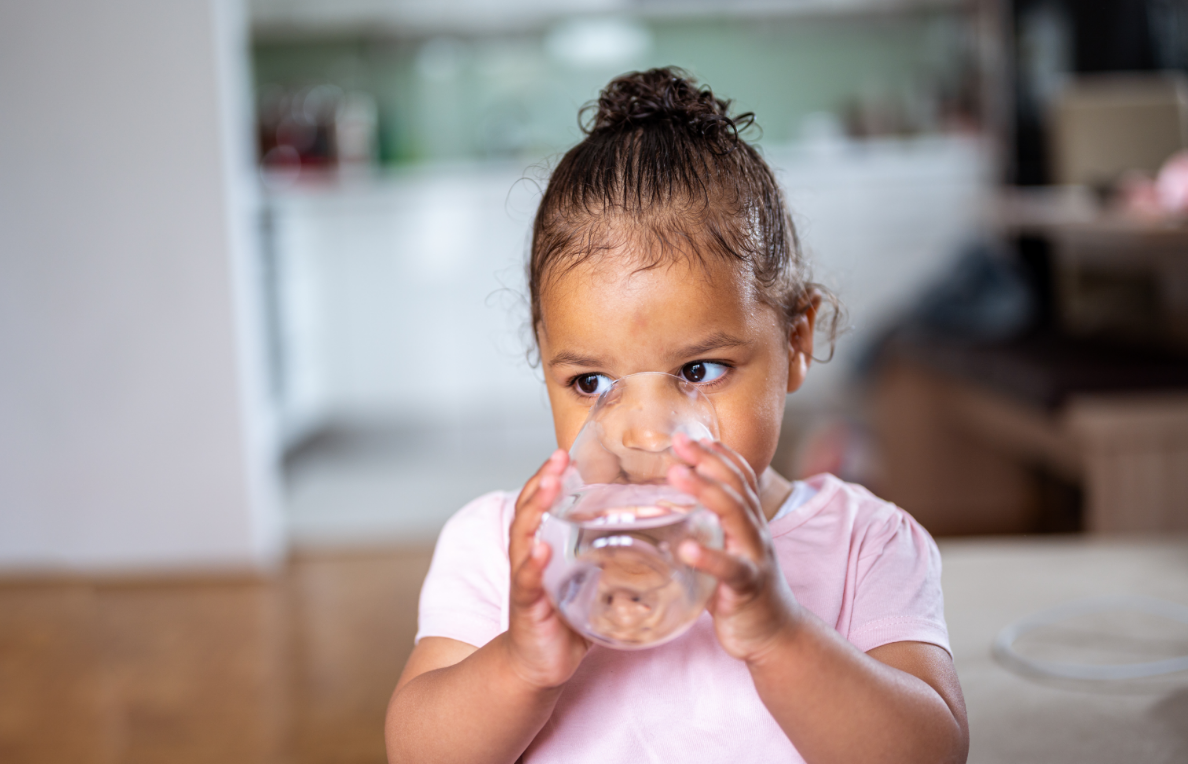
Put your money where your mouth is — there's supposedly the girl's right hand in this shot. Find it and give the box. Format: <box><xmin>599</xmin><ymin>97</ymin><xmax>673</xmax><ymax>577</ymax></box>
<box><xmin>503</xmin><ymin>449</ymin><xmax>590</xmax><ymax>690</ymax></box>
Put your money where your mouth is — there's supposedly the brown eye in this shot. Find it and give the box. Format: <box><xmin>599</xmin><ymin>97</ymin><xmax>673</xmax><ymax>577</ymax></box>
<box><xmin>575</xmin><ymin>374</ymin><xmax>612</xmax><ymax>396</ymax></box>
<box><xmin>680</xmin><ymin>362</ymin><xmax>727</xmax><ymax>385</ymax></box>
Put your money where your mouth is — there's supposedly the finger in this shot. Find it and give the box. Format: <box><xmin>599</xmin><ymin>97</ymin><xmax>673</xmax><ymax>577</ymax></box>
<box><xmin>671</xmin><ymin>436</ymin><xmax>762</xmax><ymax>523</ymax></box>
<box><xmin>704</xmin><ymin>440</ymin><xmax>759</xmax><ymax>494</ymax></box>
<box><xmin>515</xmin><ymin>449</ymin><xmax>567</xmax><ymax>514</ymax></box>
<box><xmin>510</xmin><ymin>473</ymin><xmax>562</xmax><ymax>568</ymax></box>
<box><xmin>510</xmin><ymin>450</ymin><xmax>568</xmax><ymax>565</ymax></box>
<box><xmin>511</xmin><ymin>540</ymin><xmax>552</xmax><ymax>609</ymax></box>
<box><xmin>678</xmin><ymin>540</ymin><xmax>760</xmax><ymax>594</ymax></box>
<box><xmin>513</xmin><ymin>450</ymin><xmax>567</xmax><ymax>522</ymax></box>
<box><xmin>701</xmin><ymin>441</ymin><xmax>764</xmax><ymax>524</ymax></box>
<box><xmin>668</xmin><ymin>463</ymin><xmax>764</xmax><ymax>553</ymax></box>
<box><xmin>672</xmin><ymin>434</ymin><xmax>754</xmax><ymax>503</ymax></box>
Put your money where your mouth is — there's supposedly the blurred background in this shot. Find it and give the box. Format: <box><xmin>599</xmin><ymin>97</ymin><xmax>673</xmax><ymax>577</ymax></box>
<box><xmin>254</xmin><ymin>1</ymin><xmax>990</xmax><ymax>545</ymax></box>
<box><xmin>2</xmin><ymin>0</ymin><xmax>1187</xmax><ymax>762</ymax></box>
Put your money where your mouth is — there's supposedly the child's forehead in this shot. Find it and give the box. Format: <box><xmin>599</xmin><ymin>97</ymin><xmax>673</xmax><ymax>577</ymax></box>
<box><xmin>538</xmin><ymin>250</ymin><xmax>776</xmax><ymax>354</ymax></box>
<box><xmin>569</xmin><ymin>233</ymin><xmax>753</xmax><ymax>282</ymax></box>
<box><xmin>548</xmin><ymin>248</ymin><xmax>753</xmax><ymax>304</ymax></box>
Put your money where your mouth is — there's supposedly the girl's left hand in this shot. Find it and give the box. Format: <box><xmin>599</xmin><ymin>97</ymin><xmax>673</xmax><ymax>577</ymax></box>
<box><xmin>667</xmin><ymin>433</ymin><xmax>802</xmax><ymax>664</ymax></box>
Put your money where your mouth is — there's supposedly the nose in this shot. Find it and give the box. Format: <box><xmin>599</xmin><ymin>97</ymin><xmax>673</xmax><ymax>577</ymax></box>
<box><xmin>613</xmin><ymin>377</ymin><xmax>679</xmax><ymax>453</ymax></box>
<box><xmin>613</xmin><ymin>377</ymin><xmax>684</xmax><ymax>454</ymax></box>
<box><xmin>620</xmin><ymin>417</ymin><xmax>672</xmax><ymax>453</ymax></box>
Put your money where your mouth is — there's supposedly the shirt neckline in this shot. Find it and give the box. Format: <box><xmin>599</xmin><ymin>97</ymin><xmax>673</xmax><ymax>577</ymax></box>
<box><xmin>767</xmin><ymin>473</ymin><xmax>842</xmax><ymax>536</ymax></box>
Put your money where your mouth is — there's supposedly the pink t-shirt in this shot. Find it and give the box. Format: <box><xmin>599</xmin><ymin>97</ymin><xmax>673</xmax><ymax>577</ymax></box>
<box><xmin>416</xmin><ymin>473</ymin><xmax>950</xmax><ymax>763</ymax></box>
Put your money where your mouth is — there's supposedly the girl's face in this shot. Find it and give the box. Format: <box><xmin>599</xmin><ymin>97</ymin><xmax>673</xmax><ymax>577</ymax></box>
<box><xmin>537</xmin><ymin>247</ymin><xmax>814</xmax><ymax>479</ymax></box>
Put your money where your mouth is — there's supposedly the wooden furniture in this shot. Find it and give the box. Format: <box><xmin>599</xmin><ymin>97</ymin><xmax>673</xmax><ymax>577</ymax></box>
<box><xmin>1051</xmin><ymin>74</ymin><xmax>1188</xmax><ymax>186</ymax></box>
<box><xmin>993</xmin><ymin>187</ymin><xmax>1188</xmax><ymax>350</ymax></box>
<box><xmin>875</xmin><ymin>355</ymin><xmax>1188</xmax><ymax>535</ymax></box>
<box><xmin>873</xmin><ymin>189</ymin><xmax>1188</xmax><ymax>536</ymax></box>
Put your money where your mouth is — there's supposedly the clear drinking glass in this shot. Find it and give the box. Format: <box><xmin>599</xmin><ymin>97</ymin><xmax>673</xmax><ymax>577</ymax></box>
<box><xmin>537</xmin><ymin>372</ymin><xmax>723</xmax><ymax>649</ymax></box>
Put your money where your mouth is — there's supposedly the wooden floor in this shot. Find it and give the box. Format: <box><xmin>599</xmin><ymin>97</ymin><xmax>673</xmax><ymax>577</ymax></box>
<box><xmin>0</xmin><ymin>547</ymin><xmax>434</xmax><ymax>764</ymax></box>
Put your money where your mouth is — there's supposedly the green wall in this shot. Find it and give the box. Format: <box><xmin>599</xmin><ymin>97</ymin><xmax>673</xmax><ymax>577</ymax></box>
<box><xmin>252</xmin><ymin>10</ymin><xmax>969</xmax><ymax>166</ymax></box>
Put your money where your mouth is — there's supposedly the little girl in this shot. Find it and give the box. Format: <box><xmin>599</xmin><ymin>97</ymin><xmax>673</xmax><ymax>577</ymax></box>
<box><xmin>386</xmin><ymin>68</ymin><xmax>968</xmax><ymax>764</ymax></box>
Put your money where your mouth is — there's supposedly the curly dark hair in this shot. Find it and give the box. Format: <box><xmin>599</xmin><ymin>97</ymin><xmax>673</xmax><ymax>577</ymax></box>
<box><xmin>528</xmin><ymin>67</ymin><xmax>840</xmax><ymax>358</ymax></box>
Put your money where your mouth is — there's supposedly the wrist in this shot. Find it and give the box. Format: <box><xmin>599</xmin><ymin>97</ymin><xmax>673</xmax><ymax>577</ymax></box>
<box><xmin>742</xmin><ymin>596</ymin><xmax>807</xmax><ymax>672</ymax></box>
<box><xmin>494</xmin><ymin>632</ymin><xmax>569</xmax><ymax>698</ymax></box>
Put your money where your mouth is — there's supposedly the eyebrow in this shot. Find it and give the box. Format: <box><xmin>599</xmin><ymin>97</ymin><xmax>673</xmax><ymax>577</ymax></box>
<box><xmin>669</xmin><ymin>332</ymin><xmax>749</xmax><ymax>360</ymax></box>
<box><xmin>547</xmin><ymin>332</ymin><xmax>749</xmax><ymax>369</ymax></box>
<box><xmin>548</xmin><ymin>350</ymin><xmax>606</xmax><ymax>368</ymax></box>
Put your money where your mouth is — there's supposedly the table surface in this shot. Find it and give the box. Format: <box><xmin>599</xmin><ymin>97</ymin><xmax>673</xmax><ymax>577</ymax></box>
<box><xmin>939</xmin><ymin>536</ymin><xmax>1188</xmax><ymax>764</ymax></box>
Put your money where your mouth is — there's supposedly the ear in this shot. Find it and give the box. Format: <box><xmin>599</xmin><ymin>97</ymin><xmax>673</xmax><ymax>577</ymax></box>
<box><xmin>786</xmin><ymin>293</ymin><xmax>820</xmax><ymax>394</ymax></box>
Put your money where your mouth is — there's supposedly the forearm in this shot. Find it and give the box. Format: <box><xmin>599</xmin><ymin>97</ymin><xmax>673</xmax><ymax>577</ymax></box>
<box><xmin>385</xmin><ymin>633</ymin><xmax>560</xmax><ymax>764</ymax></box>
<box><xmin>749</xmin><ymin>614</ymin><xmax>966</xmax><ymax>764</ymax></box>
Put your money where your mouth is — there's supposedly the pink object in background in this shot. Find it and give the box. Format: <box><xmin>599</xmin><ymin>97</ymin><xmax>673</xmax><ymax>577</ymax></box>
<box><xmin>1155</xmin><ymin>150</ymin><xmax>1188</xmax><ymax>214</ymax></box>
<box><xmin>794</xmin><ymin>418</ymin><xmax>875</xmax><ymax>485</ymax></box>
<box><xmin>1116</xmin><ymin>170</ymin><xmax>1163</xmax><ymax>219</ymax></box>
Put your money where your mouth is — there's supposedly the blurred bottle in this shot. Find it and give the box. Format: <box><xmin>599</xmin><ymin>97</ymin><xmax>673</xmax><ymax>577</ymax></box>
<box><xmin>257</xmin><ymin>83</ymin><xmax>379</xmax><ymax>182</ymax></box>
<box><xmin>335</xmin><ymin>91</ymin><xmax>379</xmax><ymax>172</ymax></box>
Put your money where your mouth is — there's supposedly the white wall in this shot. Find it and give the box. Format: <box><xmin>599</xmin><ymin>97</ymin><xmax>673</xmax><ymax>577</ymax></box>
<box><xmin>0</xmin><ymin>0</ymin><xmax>283</xmax><ymax>571</ymax></box>
<box><xmin>767</xmin><ymin>136</ymin><xmax>992</xmax><ymax>402</ymax></box>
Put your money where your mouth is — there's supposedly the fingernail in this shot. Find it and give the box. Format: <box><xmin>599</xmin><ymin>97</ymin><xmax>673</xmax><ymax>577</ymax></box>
<box><xmin>541</xmin><ymin>475</ymin><xmax>556</xmax><ymax>490</ymax></box>
<box><xmin>677</xmin><ymin>540</ymin><xmax>699</xmax><ymax>563</ymax></box>
<box><xmin>670</xmin><ymin>464</ymin><xmax>691</xmax><ymax>479</ymax></box>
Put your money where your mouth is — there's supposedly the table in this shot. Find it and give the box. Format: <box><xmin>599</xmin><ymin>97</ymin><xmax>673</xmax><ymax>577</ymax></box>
<box><xmin>941</xmin><ymin>537</ymin><xmax>1188</xmax><ymax>764</ymax></box>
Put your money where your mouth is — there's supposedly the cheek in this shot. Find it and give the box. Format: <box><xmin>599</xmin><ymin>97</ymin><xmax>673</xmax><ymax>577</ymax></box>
<box><xmin>714</xmin><ymin>379</ymin><xmax>786</xmax><ymax>476</ymax></box>
<box><xmin>555</xmin><ymin>417</ymin><xmax>584</xmax><ymax>452</ymax></box>
<box><xmin>546</xmin><ymin>384</ymin><xmax>591</xmax><ymax>452</ymax></box>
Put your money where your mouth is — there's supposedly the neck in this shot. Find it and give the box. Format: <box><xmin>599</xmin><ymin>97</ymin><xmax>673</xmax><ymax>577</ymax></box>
<box><xmin>758</xmin><ymin>467</ymin><xmax>794</xmax><ymax>522</ymax></box>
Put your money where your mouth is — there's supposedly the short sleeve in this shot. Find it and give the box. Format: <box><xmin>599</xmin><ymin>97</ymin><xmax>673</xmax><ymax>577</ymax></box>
<box><xmin>415</xmin><ymin>491</ymin><xmax>513</xmax><ymax>647</ymax></box>
<box><xmin>847</xmin><ymin>508</ymin><xmax>950</xmax><ymax>656</ymax></box>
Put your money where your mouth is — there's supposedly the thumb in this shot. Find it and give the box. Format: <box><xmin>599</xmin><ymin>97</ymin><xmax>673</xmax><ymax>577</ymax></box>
<box><xmin>511</xmin><ymin>540</ymin><xmax>552</xmax><ymax>609</ymax></box>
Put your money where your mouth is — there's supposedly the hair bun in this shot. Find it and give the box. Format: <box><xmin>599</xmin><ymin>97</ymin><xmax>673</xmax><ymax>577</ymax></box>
<box><xmin>584</xmin><ymin>67</ymin><xmax>753</xmax><ymax>148</ymax></box>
